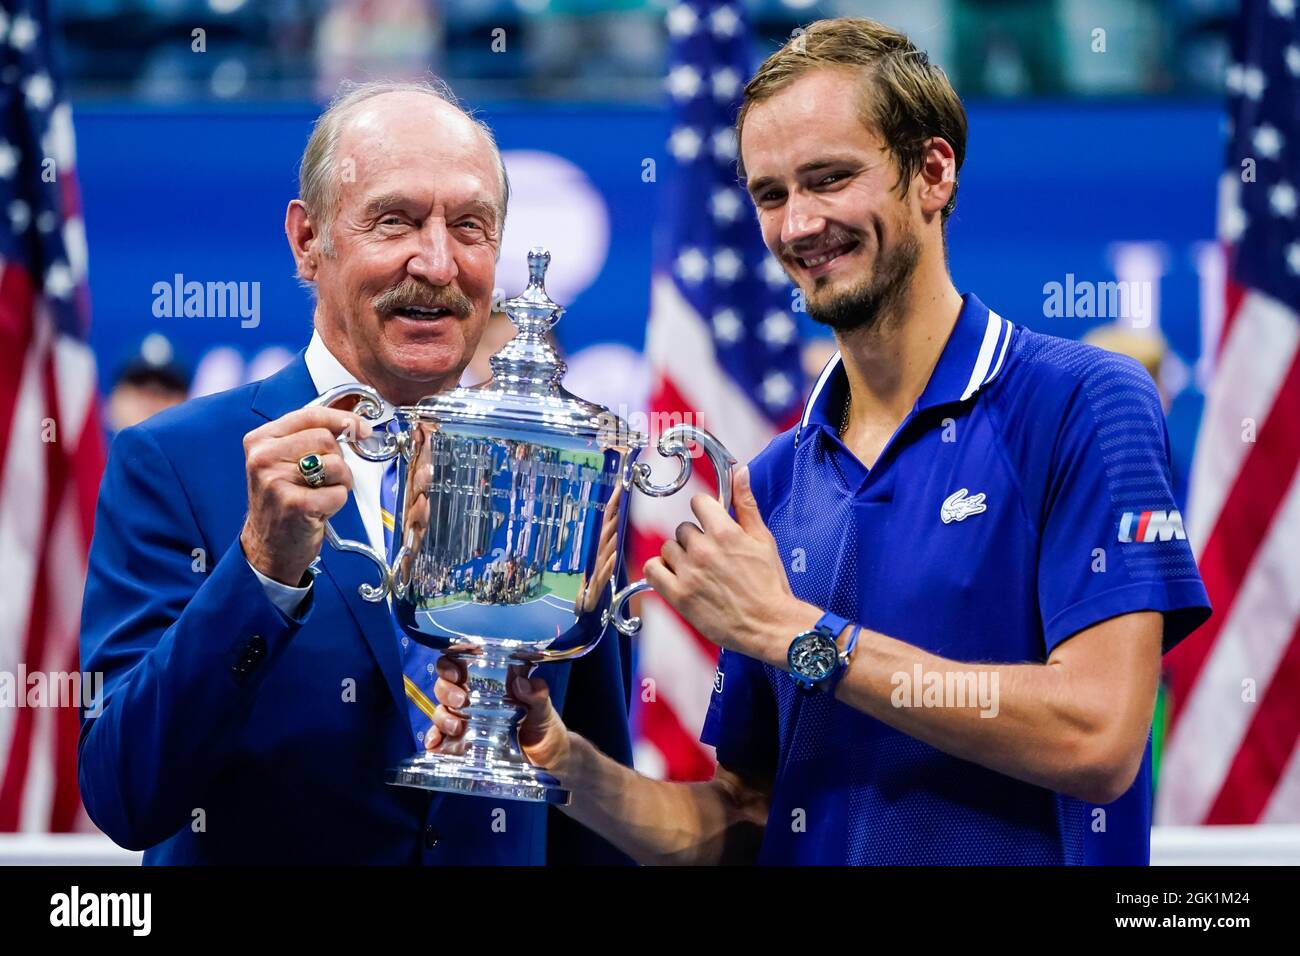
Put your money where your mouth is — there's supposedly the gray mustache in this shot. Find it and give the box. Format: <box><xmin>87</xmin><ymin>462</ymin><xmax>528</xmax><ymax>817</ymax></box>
<box><xmin>374</xmin><ymin>281</ymin><xmax>473</xmax><ymax>317</ymax></box>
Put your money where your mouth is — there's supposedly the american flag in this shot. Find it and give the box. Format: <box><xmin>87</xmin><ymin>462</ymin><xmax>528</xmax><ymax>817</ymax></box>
<box><xmin>630</xmin><ymin>1</ymin><xmax>804</xmax><ymax>780</ymax></box>
<box><xmin>0</xmin><ymin>0</ymin><xmax>102</xmax><ymax>831</ymax></box>
<box><xmin>1157</xmin><ymin>0</ymin><xmax>1300</xmax><ymax>825</ymax></box>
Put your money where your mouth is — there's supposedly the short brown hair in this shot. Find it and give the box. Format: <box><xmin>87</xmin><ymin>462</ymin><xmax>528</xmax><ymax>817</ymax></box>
<box><xmin>737</xmin><ymin>18</ymin><xmax>967</xmax><ymax>220</ymax></box>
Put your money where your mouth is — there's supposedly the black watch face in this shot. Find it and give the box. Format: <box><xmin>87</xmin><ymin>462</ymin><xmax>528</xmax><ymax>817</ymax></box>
<box><xmin>791</xmin><ymin>633</ymin><xmax>838</xmax><ymax>680</ymax></box>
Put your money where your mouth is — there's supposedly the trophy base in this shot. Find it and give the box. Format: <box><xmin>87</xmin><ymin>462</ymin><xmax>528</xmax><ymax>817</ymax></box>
<box><xmin>388</xmin><ymin>752</ymin><xmax>571</xmax><ymax>805</ymax></box>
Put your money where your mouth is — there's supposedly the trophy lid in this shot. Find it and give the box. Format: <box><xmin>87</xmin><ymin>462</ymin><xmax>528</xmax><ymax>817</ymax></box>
<box><xmin>408</xmin><ymin>247</ymin><xmax>646</xmax><ymax>447</ymax></box>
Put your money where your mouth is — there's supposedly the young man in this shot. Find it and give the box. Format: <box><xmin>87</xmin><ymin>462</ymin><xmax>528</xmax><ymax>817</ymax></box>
<box><xmin>430</xmin><ymin>18</ymin><xmax>1211</xmax><ymax>865</ymax></box>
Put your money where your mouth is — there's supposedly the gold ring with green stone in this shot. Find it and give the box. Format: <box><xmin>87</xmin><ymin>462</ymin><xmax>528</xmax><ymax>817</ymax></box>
<box><xmin>297</xmin><ymin>453</ymin><xmax>327</xmax><ymax>488</ymax></box>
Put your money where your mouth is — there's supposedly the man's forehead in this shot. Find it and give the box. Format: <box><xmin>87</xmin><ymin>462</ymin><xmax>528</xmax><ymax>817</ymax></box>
<box><xmin>334</xmin><ymin>97</ymin><xmax>500</xmax><ymax>205</ymax></box>
<box><xmin>340</xmin><ymin>102</ymin><xmax>487</xmax><ymax>164</ymax></box>
<box><xmin>741</xmin><ymin>92</ymin><xmax>883</xmax><ymax>184</ymax></box>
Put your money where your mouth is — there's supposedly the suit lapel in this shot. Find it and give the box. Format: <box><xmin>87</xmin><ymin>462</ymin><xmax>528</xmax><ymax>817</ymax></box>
<box><xmin>250</xmin><ymin>352</ymin><xmax>409</xmax><ymax>722</ymax></box>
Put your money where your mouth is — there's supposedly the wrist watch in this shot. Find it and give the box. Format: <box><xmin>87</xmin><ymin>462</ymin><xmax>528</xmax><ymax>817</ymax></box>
<box><xmin>787</xmin><ymin>611</ymin><xmax>861</xmax><ymax>694</ymax></box>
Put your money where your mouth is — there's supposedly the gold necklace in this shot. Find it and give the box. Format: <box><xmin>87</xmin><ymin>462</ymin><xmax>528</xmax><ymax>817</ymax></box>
<box><xmin>839</xmin><ymin>391</ymin><xmax>851</xmax><ymax>437</ymax></box>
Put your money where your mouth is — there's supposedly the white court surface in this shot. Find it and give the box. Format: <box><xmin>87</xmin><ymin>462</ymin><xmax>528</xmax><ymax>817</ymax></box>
<box><xmin>0</xmin><ymin>826</ymin><xmax>1298</xmax><ymax>866</ymax></box>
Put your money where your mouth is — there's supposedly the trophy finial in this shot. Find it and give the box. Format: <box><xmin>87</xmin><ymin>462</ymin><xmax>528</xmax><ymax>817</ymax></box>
<box><xmin>527</xmin><ymin>247</ymin><xmax>551</xmax><ymax>287</ymax></box>
<box><xmin>491</xmin><ymin>247</ymin><xmax>567</xmax><ymax>394</ymax></box>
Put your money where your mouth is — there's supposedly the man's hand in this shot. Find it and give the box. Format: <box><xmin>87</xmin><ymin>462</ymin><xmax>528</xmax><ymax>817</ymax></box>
<box><xmin>426</xmin><ymin>658</ymin><xmax>573</xmax><ymax>778</ymax></box>
<box><xmin>239</xmin><ymin>406</ymin><xmax>372</xmax><ymax>586</ymax></box>
<box><xmin>643</xmin><ymin>465</ymin><xmax>819</xmax><ymax>666</ymax></box>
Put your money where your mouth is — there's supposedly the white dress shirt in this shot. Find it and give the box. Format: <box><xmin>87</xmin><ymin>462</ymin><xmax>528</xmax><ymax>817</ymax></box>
<box><xmin>250</xmin><ymin>331</ymin><xmax>392</xmax><ymax>617</ymax></box>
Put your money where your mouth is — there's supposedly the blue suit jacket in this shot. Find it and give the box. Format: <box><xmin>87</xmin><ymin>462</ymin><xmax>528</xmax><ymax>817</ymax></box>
<box><xmin>78</xmin><ymin>352</ymin><xmax>635</xmax><ymax>864</ymax></box>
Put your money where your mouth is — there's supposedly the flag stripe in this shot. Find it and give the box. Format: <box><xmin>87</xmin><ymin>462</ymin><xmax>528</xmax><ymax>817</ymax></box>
<box><xmin>1205</xmin><ymin>617</ymin><xmax>1300</xmax><ymax>822</ymax></box>
<box><xmin>638</xmin><ymin>693</ymin><xmax>718</xmax><ymax>782</ymax></box>
<box><xmin>1168</xmin><ymin>345</ymin><xmax>1300</xmax><ymax>728</ymax></box>
<box><xmin>0</xmin><ymin>0</ymin><xmax>105</xmax><ymax>833</ymax></box>
<box><xmin>1184</xmin><ymin>290</ymin><xmax>1298</xmax><ymax>554</ymax></box>
<box><xmin>1262</xmin><ymin>722</ymin><xmax>1300</xmax><ymax>822</ymax></box>
<box><xmin>1158</xmin><ymin>468</ymin><xmax>1300</xmax><ymax>823</ymax></box>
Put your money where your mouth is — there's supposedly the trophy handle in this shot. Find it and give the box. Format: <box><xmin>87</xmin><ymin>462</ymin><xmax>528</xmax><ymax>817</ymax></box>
<box><xmin>308</xmin><ymin>384</ymin><xmax>401</xmax><ymax>603</ymax></box>
<box><xmin>610</xmin><ymin>424</ymin><xmax>737</xmax><ymax>636</ymax></box>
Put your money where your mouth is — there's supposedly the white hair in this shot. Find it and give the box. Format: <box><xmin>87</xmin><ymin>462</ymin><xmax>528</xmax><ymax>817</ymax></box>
<box><xmin>297</xmin><ymin>77</ymin><xmax>510</xmax><ymax>259</ymax></box>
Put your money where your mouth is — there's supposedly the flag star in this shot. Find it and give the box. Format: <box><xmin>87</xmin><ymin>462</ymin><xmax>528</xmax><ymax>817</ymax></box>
<box><xmin>760</xmin><ymin>372</ymin><xmax>795</xmax><ymax>409</ymax></box>
<box><xmin>23</xmin><ymin>73</ymin><xmax>53</xmax><ymax>111</ymax></box>
<box><xmin>1241</xmin><ymin>65</ymin><xmax>1266</xmax><ymax>100</ymax></box>
<box><xmin>666</xmin><ymin>4</ymin><xmax>698</xmax><ymax>38</ymax></box>
<box><xmin>709</xmin><ymin>5</ymin><xmax>740</xmax><ymax>38</ymax></box>
<box><xmin>1270</xmin><ymin>181</ymin><xmax>1297</xmax><ymax>217</ymax></box>
<box><xmin>710</xmin><ymin>126</ymin><xmax>737</xmax><ymax>162</ymax></box>
<box><xmin>0</xmin><ymin>140</ymin><xmax>17</xmax><ymax>178</ymax></box>
<box><xmin>1288</xmin><ymin>45</ymin><xmax>1300</xmax><ymax>76</ymax></box>
<box><xmin>710</xmin><ymin>187</ymin><xmax>743</xmax><ymax>223</ymax></box>
<box><xmin>711</xmin><ymin>67</ymin><xmax>741</xmax><ymax>100</ymax></box>
<box><xmin>762</xmin><ymin>255</ymin><xmax>791</xmax><ymax>288</ymax></box>
<box><xmin>665</xmin><ymin>64</ymin><xmax>702</xmax><ymax>100</ymax></box>
<box><xmin>1225</xmin><ymin>63</ymin><xmax>1243</xmax><ymax>94</ymax></box>
<box><xmin>1221</xmin><ymin>200</ymin><xmax>1247</xmax><ymax>243</ymax></box>
<box><xmin>8</xmin><ymin>196</ymin><xmax>28</xmax><ymax>230</ymax></box>
<box><xmin>1287</xmin><ymin>242</ymin><xmax>1300</xmax><ymax>274</ymax></box>
<box><xmin>9</xmin><ymin>13</ymin><xmax>36</xmax><ymax>50</ymax></box>
<box><xmin>44</xmin><ymin>261</ymin><xmax>73</xmax><ymax>299</ymax></box>
<box><xmin>1253</xmin><ymin>124</ymin><xmax>1283</xmax><ymax>160</ymax></box>
<box><xmin>759</xmin><ymin>310</ymin><xmax>796</xmax><ymax>346</ymax></box>
<box><xmin>36</xmin><ymin>209</ymin><xmax>56</xmax><ymax>232</ymax></box>
<box><xmin>1270</xmin><ymin>0</ymin><xmax>1295</xmax><ymax>16</ymax></box>
<box><xmin>8</xmin><ymin>199</ymin><xmax>29</xmax><ymax>231</ymax></box>
<box><xmin>63</xmin><ymin>217</ymin><xmax>88</xmax><ymax>280</ymax></box>
<box><xmin>712</xmin><ymin>308</ymin><xmax>743</xmax><ymax>343</ymax></box>
<box><xmin>668</xmin><ymin>125</ymin><xmax>702</xmax><ymax>161</ymax></box>
<box><xmin>712</xmin><ymin>247</ymin><xmax>743</xmax><ymax>282</ymax></box>
<box><xmin>675</xmin><ymin>247</ymin><xmax>709</xmax><ymax>283</ymax></box>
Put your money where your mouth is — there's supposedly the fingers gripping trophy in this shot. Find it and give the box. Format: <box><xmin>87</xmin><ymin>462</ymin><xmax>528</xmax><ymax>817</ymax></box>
<box><xmin>308</xmin><ymin>248</ymin><xmax>736</xmax><ymax>804</ymax></box>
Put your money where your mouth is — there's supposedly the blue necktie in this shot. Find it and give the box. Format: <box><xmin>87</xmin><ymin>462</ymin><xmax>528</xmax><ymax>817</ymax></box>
<box><xmin>380</xmin><ymin>425</ymin><xmax>442</xmax><ymax>746</ymax></box>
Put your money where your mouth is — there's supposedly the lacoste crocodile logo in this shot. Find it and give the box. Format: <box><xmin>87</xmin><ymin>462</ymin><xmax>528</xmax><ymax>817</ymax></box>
<box><xmin>941</xmin><ymin>488</ymin><xmax>987</xmax><ymax>524</ymax></box>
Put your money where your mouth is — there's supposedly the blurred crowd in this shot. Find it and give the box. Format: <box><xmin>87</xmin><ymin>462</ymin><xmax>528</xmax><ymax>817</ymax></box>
<box><xmin>57</xmin><ymin>0</ymin><xmax>1237</xmax><ymax>102</ymax></box>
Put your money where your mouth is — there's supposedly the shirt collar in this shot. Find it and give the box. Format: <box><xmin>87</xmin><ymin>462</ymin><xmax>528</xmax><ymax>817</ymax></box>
<box><xmin>303</xmin><ymin>330</ymin><xmax>401</xmax><ymax>430</ymax></box>
<box><xmin>304</xmin><ymin>328</ymin><xmax>360</xmax><ymax>396</ymax></box>
<box><xmin>795</xmin><ymin>293</ymin><xmax>1013</xmax><ymax>446</ymax></box>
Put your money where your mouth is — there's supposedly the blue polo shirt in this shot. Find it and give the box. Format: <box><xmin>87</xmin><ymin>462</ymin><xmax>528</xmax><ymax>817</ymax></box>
<box><xmin>701</xmin><ymin>293</ymin><xmax>1211</xmax><ymax>865</ymax></box>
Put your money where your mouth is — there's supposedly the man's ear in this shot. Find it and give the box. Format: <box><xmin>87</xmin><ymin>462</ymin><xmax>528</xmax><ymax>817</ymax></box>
<box><xmin>916</xmin><ymin>136</ymin><xmax>957</xmax><ymax>220</ymax></box>
<box><xmin>285</xmin><ymin>199</ymin><xmax>321</xmax><ymax>282</ymax></box>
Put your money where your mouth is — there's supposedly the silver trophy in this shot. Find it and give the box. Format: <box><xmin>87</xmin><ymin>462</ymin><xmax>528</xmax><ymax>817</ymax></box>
<box><xmin>309</xmin><ymin>247</ymin><xmax>735</xmax><ymax>804</ymax></box>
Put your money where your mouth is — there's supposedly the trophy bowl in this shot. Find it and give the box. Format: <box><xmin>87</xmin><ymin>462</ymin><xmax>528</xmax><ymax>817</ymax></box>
<box><xmin>310</xmin><ymin>247</ymin><xmax>735</xmax><ymax>804</ymax></box>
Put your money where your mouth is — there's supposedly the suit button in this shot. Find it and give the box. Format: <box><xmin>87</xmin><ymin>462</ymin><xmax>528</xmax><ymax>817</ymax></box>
<box><xmin>423</xmin><ymin>826</ymin><xmax>440</xmax><ymax>850</ymax></box>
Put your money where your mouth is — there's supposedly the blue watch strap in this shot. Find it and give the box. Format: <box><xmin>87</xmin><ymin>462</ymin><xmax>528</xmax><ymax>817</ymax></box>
<box><xmin>814</xmin><ymin>611</ymin><xmax>850</xmax><ymax>640</ymax></box>
<box><xmin>825</xmin><ymin>624</ymin><xmax>862</xmax><ymax>696</ymax></box>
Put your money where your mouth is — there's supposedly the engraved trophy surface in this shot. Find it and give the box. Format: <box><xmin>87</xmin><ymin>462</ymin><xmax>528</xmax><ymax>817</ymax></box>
<box><xmin>310</xmin><ymin>247</ymin><xmax>735</xmax><ymax>804</ymax></box>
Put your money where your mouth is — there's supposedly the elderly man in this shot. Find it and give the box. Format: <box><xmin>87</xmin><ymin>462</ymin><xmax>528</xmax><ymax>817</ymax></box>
<box><xmin>78</xmin><ymin>81</ymin><xmax>634</xmax><ymax>864</ymax></box>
